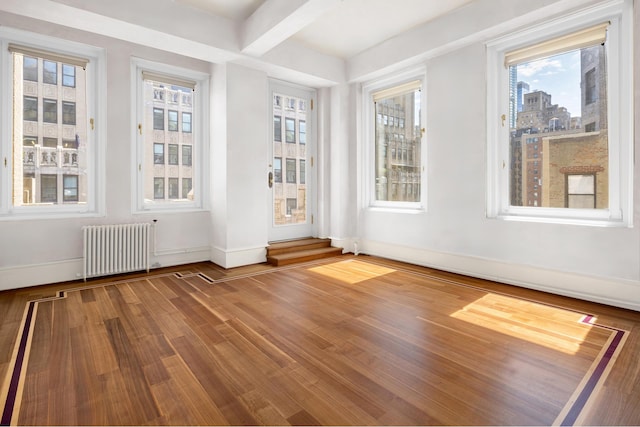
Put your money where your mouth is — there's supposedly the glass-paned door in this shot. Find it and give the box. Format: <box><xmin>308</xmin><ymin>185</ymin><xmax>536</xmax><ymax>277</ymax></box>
<box><xmin>268</xmin><ymin>83</ymin><xmax>315</xmax><ymax>242</ymax></box>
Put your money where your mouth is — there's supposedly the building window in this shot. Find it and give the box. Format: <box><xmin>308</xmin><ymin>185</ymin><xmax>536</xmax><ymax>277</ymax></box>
<box><xmin>62</xmin><ymin>101</ymin><xmax>75</xmax><ymax>125</ymax></box>
<box><xmin>182</xmin><ymin>178</ymin><xmax>192</xmax><ymax>199</ymax></box>
<box><xmin>182</xmin><ymin>112</ymin><xmax>192</xmax><ymax>133</ymax></box>
<box><xmin>286</xmin><ymin>198</ymin><xmax>296</xmax><ymax>215</ymax></box>
<box><xmin>182</xmin><ymin>145</ymin><xmax>192</xmax><ymax>166</ymax></box>
<box><xmin>135</xmin><ymin>59</ymin><xmax>207</xmax><ymax>211</ymax></box>
<box><xmin>567</xmin><ymin>174</ymin><xmax>595</xmax><ymax>208</ymax></box>
<box><xmin>43</xmin><ymin>99</ymin><xmax>57</xmax><ymax>123</ymax></box>
<box><xmin>274</xmin><ymin>116</ymin><xmax>282</xmax><ymax>141</ymax></box>
<box><xmin>168</xmin><ymin>178</ymin><xmax>179</xmax><ymax>199</ymax></box>
<box><xmin>63</xmin><ymin>175</ymin><xmax>78</xmax><ymax>202</ymax></box>
<box><xmin>286</xmin><ymin>158</ymin><xmax>296</xmax><ymax>183</ymax></box>
<box><xmin>23</xmin><ymin>96</ymin><xmax>37</xmax><ymax>121</ymax></box>
<box><xmin>300</xmin><ymin>159</ymin><xmax>306</xmax><ymax>184</ymax></box>
<box><xmin>168</xmin><ymin>144</ymin><xmax>179</xmax><ymax>165</ymax></box>
<box><xmin>23</xmin><ymin>56</ymin><xmax>37</xmax><ymax>81</ymax></box>
<box><xmin>1</xmin><ymin>31</ymin><xmax>103</xmax><ymax>216</ymax></box>
<box><xmin>299</xmin><ymin>120</ymin><xmax>306</xmax><ymax>145</ymax></box>
<box><xmin>486</xmin><ymin>2</ymin><xmax>632</xmax><ymax>225</ymax></box>
<box><xmin>154</xmin><ymin>143</ymin><xmax>164</xmax><ymax>164</ymax></box>
<box><xmin>285</xmin><ymin>118</ymin><xmax>295</xmax><ymax>143</ymax></box>
<box><xmin>368</xmin><ymin>77</ymin><xmax>423</xmax><ymax>205</ymax></box>
<box><xmin>43</xmin><ymin>60</ymin><xmax>57</xmax><ymax>84</ymax></box>
<box><xmin>40</xmin><ymin>174</ymin><xmax>57</xmax><ymax>203</ymax></box>
<box><xmin>154</xmin><ymin>177</ymin><xmax>164</xmax><ymax>199</ymax></box>
<box><xmin>62</xmin><ymin>64</ymin><xmax>75</xmax><ymax>87</ymax></box>
<box><xmin>168</xmin><ymin>110</ymin><xmax>178</xmax><ymax>131</ymax></box>
<box><xmin>274</xmin><ymin>157</ymin><xmax>282</xmax><ymax>183</ymax></box>
<box><xmin>153</xmin><ymin>108</ymin><xmax>164</xmax><ymax>130</ymax></box>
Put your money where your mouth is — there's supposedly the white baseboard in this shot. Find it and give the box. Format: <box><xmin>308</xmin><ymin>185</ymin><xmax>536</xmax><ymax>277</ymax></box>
<box><xmin>329</xmin><ymin>237</ymin><xmax>353</xmax><ymax>254</ymax></box>
<box><xmin>210</xmin><ymin>245</ymin><xmax>266</xmax><ymax>269</ymax></box>
<box><xmin>360</xmin><ymin>239</ymin><xmax>640</xmax><ymax>312</ymax></box>
<box><xmin>0</xmin><ymin>246</ymin><xmax>212</xmax><ymax>291</ymax></box>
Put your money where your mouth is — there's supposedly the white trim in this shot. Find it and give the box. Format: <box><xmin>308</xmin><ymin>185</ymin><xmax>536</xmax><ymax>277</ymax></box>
<box><xmin>361</xmin><ymin>66</ymin><xmax>427</xmax><ymax>212</ymax></box>
<box><xmin>210</xmin><ymin>245</ymin><xmax>267</xmax><ymax>269</ymax></box>
<box><xmin>131</xmin><ymin>57</ymin><xmax>210</xmax><ymax>214</ymax></box>
<box><xmin>485</xmin><ymin>0</ymin><xmax>633</xmax><ymax>227</ymax></box>
<box><xmin>360</xmin><ymin>239</ymin><xmax>640</xmax><ymax>312</ymax></box>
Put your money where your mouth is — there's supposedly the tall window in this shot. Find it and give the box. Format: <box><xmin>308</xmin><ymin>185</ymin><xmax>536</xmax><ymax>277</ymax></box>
<box><xmin>1</xmin><ymin>34</ymin><xmax>102</xmax><ymax>216</ymax></box>
<box><xmin>285</xmin><ymin>118</ymin><xmax>295</xmax><ymax>143</ymax></box>
<box><xmin>370</xmin><ymin>79</ymin><xmax>423</xmax><ymax>204</ymax></box>
<box><xmin>486</xmin><ymin>1</ymin><xmax>632</xmax><ymax>225</ymax></box>
<box><xmin>62</xmin><ymin>64</ymin><xmax>75</xmax><ymax>87</ymax></box>
<box><xmin>286</xmin><ymin>158</ymin><xmax>296</xmax><ymax>183</ymax></box>
<box><xmin>299</xmin><ymin>120</ymin><xmax>306</xmax><ymax>145</ymax></box>
<box><xmin>274</xmin><ymin>116</ymin><xmax>282</xmax><ymax>141</ymax></box>
<box><xmin>134</xmin><ymin>59</ymin><xmax>208</xmax><ymax>210</ymax></box>
<box><xmin>274</xmin><ymin>157</ymin><xmax>282</xmax><ymax>183</ymax></box>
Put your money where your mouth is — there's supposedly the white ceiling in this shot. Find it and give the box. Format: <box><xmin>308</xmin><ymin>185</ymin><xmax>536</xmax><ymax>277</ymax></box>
<box><xmin>175</xmin><ymin>0</ymin><xmax>474</xmax><ymax>58</ymax></box>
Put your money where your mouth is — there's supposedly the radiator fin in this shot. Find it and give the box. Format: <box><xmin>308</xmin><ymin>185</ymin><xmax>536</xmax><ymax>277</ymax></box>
<box><xmin>83</xmin><ymin>223</ymin><xmax>151</xmax><ymax>280</ymax></box>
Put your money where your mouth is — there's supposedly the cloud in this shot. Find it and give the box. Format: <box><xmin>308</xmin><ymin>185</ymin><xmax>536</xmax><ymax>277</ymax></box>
<box><xmin>518</xmin><ymin>57</ymin><xmax>563</xmax><ymax>78</ymax></box>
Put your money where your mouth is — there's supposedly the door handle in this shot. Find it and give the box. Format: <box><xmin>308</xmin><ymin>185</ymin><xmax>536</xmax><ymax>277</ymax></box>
<box><xmin>268</xmin><ymin>171</ymin><xmax>273</xmax><ymax>188</ymax></box>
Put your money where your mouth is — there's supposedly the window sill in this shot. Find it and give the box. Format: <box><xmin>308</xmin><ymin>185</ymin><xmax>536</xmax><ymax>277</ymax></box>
<box><xmin>491</xmin><ymin>211</ymin><xmax>630</xmax><ymax>228</ymax></box>
<box><xmin>367</xmin><ymin>205</ymin><xmax>426</xmax><ymax>215</ymax></box>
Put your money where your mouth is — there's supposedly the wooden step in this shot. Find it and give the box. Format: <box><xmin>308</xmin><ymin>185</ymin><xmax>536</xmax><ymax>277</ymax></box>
<box><xmin>266</xmin><ymin>246</ymin><xmax>343</xmax><ymax>266</ymax></box>
<box><xmin>266</xmin><ymin>238</ymin><xmax>341</xmax><ymax>266</ymax></box>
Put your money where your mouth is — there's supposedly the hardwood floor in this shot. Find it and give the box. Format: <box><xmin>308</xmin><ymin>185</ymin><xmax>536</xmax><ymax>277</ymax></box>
<box><xmin>1</xmin><ymin>255</ymin><xmax>639</xmax><ymax>425</ymax></box>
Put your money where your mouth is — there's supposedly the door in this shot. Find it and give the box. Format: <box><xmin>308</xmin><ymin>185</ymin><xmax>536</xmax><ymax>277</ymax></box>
<box><xmin>268</xmin><ymin>82</ymin><xmax>316</xmax><ymax>242</ymax></box>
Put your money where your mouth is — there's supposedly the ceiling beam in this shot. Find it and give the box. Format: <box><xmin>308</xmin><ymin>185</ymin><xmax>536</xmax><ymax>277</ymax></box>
<box><xmin>241</xmin><ymin>0</ymin><xmax>341</xmax><ymax>57</ymax></box>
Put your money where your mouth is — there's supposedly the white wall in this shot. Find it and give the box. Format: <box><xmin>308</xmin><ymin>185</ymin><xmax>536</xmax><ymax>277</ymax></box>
<box><xmin>348</xmin><ymin>1</ymin><xmax>640</xmax><ymax>311</ymax></box>
<box><xmin>0</xmin><ymin>15</ymin><xmax>213</xmax><ymax>289</ymax></box>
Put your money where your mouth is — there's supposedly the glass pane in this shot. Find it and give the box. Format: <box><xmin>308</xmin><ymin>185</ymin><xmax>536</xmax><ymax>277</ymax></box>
<box><xmin>374</xmin><ymin>86</ymin><xmax>421</xmax><ymax>202</ymax></box>
<box><xmin>272</xmin><ymin>92</ymin><xmax>307</xmax><ymax>225</ymax></box>
<box><xmin>13</xmin><ymin>53</ymin><xmax>87</xmax><ymax>206</ymax></box>
<box><xmin>509</xmin><ymin>43</ymin><xmax>608</xmax><ymax>209</ymax></box>
<box><xmin>144</xmin><ymin>78</ymin><xmax>194</xmax><ymax>204</ymax></box>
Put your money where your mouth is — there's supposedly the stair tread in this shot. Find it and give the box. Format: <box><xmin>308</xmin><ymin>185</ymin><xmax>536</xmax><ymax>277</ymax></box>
<box><xmin>267</xmin><ymin>238</ymin><xmax>331</xmax><ymax>250</ymax></box>
<box><xmin>267</xmin><ymin>246</ymin><xmax>342</xmax><ymax>260</ymax></box>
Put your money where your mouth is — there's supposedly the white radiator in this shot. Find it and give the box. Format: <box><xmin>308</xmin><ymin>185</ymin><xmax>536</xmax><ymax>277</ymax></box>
<box><xmin>82</xmin><ymin>223</ymin><xmax>151</xmax><ymax>280</ymax></box>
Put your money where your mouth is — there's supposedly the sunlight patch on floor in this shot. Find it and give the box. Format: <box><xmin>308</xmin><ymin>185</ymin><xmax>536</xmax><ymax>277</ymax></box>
<box><xmin>450</xmin><ymin>293</ymin><xmax>591</xmax><ymax>355</ymax></box>
<box><xmin>308</xmin><ymin>259</ymin><xmax>396</xmax><ymax>284</ymax></box>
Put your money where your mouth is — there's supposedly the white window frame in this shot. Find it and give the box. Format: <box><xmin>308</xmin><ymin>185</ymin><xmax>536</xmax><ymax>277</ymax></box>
<box><xmin>362</xmin><ymin>67</ymin><xmax>427</xmax><ymax>212</ymax></box>
<box><xmin>486</xmin><ymin>0</ymin><xmax>633</xmax><ymax>227</ymax></box>
<box><xmin>131</xmin><ymin>58</ymin><xmax>209</xmax><ymax>213</ymax></box>
<box><xmin>0</xmin><ymin>27</ymin><xmax>105</xmax><ymax>219</ymax></box>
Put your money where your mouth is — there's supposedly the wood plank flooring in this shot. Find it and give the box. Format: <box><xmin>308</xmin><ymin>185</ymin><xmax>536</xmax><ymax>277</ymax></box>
<box><xmin>0</xmin><ymin>255</ymin><xmax>639</xmax><ymax>425</ymax></box>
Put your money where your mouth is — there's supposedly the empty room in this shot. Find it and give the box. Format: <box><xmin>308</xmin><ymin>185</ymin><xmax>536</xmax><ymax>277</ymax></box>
<box><xmin>0</xmin><ymin>0</ymin><xmax>639</xmax><ymax>425</ymax></box>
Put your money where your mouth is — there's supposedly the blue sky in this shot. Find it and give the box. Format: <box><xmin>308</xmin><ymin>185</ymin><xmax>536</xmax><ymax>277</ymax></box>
<box><xmin>517</xmin><ymin>50</ymin><xmax>581</xmax><ymax>117</ymax></box>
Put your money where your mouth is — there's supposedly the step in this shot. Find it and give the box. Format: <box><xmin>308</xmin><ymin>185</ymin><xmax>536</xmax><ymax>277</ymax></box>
<box><xmin>266</xmin><ymin>238</ymin><xmax>332</xmax><ymax>256</ymax></box>
<box><xmin>267</xmin><ymin>246</ymin><xmax>343</xmax><ymax>266</ymax></box>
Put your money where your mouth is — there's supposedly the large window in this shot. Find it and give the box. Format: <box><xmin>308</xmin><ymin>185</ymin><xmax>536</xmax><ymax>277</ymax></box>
<box><xmin>486</xmin><ymin>1</ymin><xmax>633</xmax><ymax>225</ymax></box>
<box><xmin>133</xmin><ymin>59</ymin><xmax>208</xmax><ymax>210</ymax></box>
<box><xmin>364</xmin><ymin>73</ymin><xmax>425</xmax><ymax>209</ymax></box>
<box><xmin>0</xmin><ymin>30</ymin><xmax>104</xmax><ymax>217</ymax></box>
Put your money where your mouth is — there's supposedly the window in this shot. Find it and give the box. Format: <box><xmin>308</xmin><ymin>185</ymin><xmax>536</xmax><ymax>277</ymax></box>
<box><xmin>299</xmin><ymin>120</ymin><xmax>306</xmax><ymax>145</ymax></box>
<box><xmin>182</xmin><ymin>145</ymin><xmax>192</xmax><ymax>166</ymax></box>
<box><xmin>154</xmin><ymin>177</ymin><xmax>164</xmax><ymax>199</ymax></box>
<box><xmin>23</xmin><ymin>96</ymin><xmax>37</xmax><ymax>121</ymax></box>
<box><xmin>62</xmin><ymin>101</ymin><xmax>75</xmax><ymax>125</ymax></box>
<box><xmin>286</xmin><ymin>158</ymin><xmax>296</xmax><ymax>183</ymax></box>
<box><xmin>168</xmin><ymin>110</ymin><xmax>178</xmax><ymax>131</ymax></box>
<box><xmin>567</xmin><ymin>174</ymin><xmax>595</xmax><ymax>208</ymax></box>
<box><xmin>366</xmin><ymin>76</ymin><xmax>423</xmax><ymax>206</ymax></box>
<box><xmin>285</xmin><ymin>118</ymin><xmax>295</xmax><ymax>143</ymax></box>
<box><xmin>43</xmin><ymin>99</ymin><xmax>57</xmax><ymax>123</ymax></box>
<box><xmin>153</xmin><ymin>108</ymin><xmax>164</xmax><ymax>130</ymax></box>
<box><xmin>286</xmin><ymin>198</ymin><xmax>297</xmax><ymax>215</ymax></box>
<box><xmin>43</xmin><ymin>60</ymin><xmax>57</xmax><ymax>84</ymax></box>
<box><xmin>0</xmin><ymin>29</ymin><xmax>104</xmax><ymax>217</ymax></box>
<box><xmin>300</xmin><ymin>159</ymin><xmax>306</xmax><ymax>184</ymax></box>
<box><xmin>154</xmin><ymin>143</ymin><xmax>164</xmax><ymax>164</ymax></box>
<box><xmin>23</xmin><ymin>56</ymin><xmax>38</xmax><ymax>81</ymax></box>
<box><xmin>182</xmin><ymin>112</ymin><xmax>192</xmax><ymax>133</ymax></box>
<box><xmin>134</xmin><ymin>58</ymin><xmax>208</xmax><ymax>211</ymax></box>
<box><xmin>274</xmin><ymin>157</ymin><xmax>282</xmax><ymax>183</ymax></box>
<box><xmin>274</xmin><ymin>116</ymin><xmax>282</xmax><ymax>141</ymax></box>
<box><xmin>62</xmin><ymin>64</ymin><xmax>75</xmax><ymax>87</ymax></box>
<box><xmin>486</xmin><ymin>1</ymin><xmax>632</xmax><ymax>225</ymax></box>
<box><xmin>63</xmin><ymin>175</ymin><xmax>78</xmax><ymax>202</ymax></box>
<box><xmin>168</xmin><ymin>178</ymin><xmax>179</xmax><ymax>199</ymax></box>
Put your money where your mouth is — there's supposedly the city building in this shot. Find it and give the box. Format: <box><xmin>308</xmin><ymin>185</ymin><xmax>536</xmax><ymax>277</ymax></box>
<box><xmin>516</xmin><ymin>81</ymin><xmax>530</xmax><ymax>113</ymax></box>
